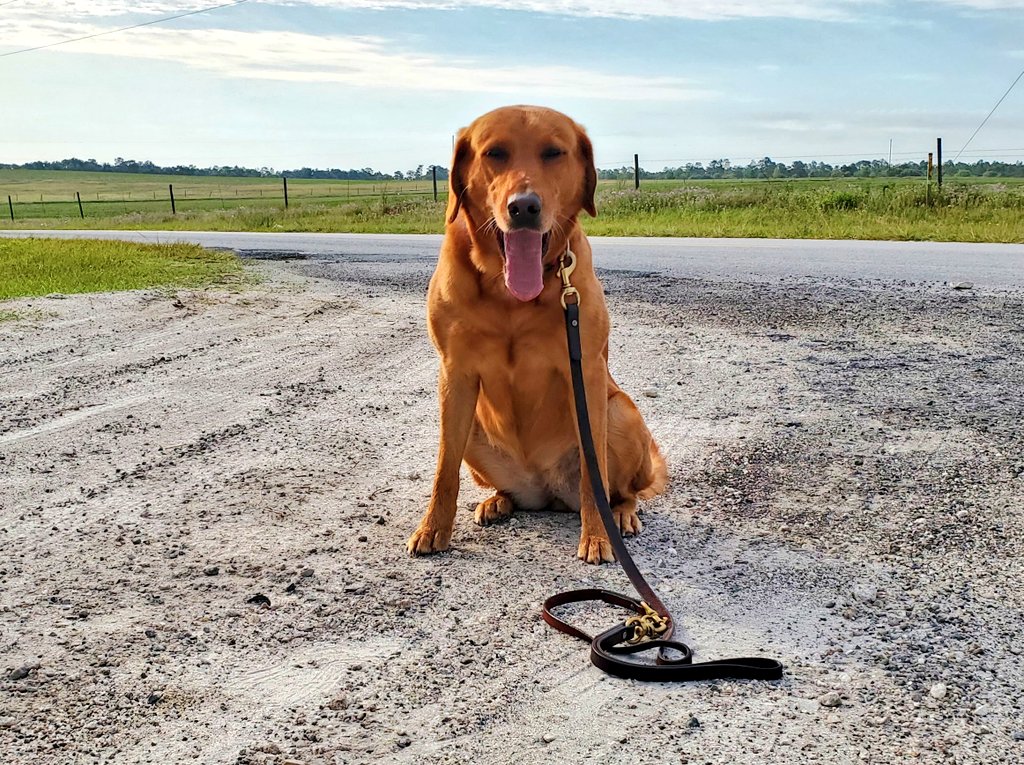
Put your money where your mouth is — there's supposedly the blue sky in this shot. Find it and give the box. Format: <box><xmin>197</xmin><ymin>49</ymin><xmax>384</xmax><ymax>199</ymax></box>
<box><xmin>2</xmin><ymin>1</ymin><xmax>1023</xmax><ymax>172</ymax></box>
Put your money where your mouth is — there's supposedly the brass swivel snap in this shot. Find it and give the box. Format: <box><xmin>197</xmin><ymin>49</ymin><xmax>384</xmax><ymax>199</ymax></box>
<box><xmin>558</xmin><ymin>249</ymin><xmax>579</xmax><ymax>309</ymax></box>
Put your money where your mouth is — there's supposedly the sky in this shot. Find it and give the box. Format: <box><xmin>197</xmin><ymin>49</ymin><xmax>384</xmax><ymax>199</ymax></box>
<box><xmin>1</xmin><ymin>0</ymin><xmax>1023</xmax><ymax>173</ymax></box>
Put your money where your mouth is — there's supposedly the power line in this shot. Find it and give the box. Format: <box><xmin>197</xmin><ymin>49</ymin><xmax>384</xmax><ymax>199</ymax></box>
<box><xmin>953</xmin><ymin>66</ymin><xmax>1024</xmax><ymax>163</ymax></box>
<box><xmin>0</xmin><ymin>0</ymin><xmax>250</xmax><ymax>58</ymax></box>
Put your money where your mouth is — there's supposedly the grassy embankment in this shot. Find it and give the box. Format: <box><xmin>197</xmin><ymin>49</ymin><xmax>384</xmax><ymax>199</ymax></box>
<box><xmin>1</xmin><ymin>170</ymin><xmax>1022</xmax><ymax>242</ymax></box>
<box><xmin>0</xmin><ymin>238</ymin><xmax>245</xmax><ymax>306</ymax></box>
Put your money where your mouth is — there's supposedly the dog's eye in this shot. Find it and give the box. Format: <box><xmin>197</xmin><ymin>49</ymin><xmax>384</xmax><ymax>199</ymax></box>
<box><xmin>541</xmin><ymin>147</ymin><xmax>565</xmax><ymax>160</ymax></box>
<box><xmin>484</xmin><ymin>147</ymin><xmax>508</xmax><ymax>161</ymax></box>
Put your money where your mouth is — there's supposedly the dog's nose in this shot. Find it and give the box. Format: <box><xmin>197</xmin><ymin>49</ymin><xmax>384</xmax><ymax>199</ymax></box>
<box><xmin>507</xmin><ymin>192</ymin><xmax>542</xmax><ymax>229</ymax></box>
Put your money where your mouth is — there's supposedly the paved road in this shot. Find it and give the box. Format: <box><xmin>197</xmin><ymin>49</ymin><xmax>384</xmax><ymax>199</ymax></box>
<box><xmin>4</xmin><ymin>230</ymin><xmax>1024</xmax><ymax>287</ymax></box>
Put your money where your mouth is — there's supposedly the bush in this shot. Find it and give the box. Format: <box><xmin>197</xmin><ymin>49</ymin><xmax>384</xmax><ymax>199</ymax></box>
<box><xmin>819</xmin><ymin>190</ymin><xmax>863</xmax><ymax>211</ymax></box>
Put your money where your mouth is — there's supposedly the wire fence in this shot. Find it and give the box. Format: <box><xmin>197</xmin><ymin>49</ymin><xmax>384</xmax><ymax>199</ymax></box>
<box><xmin>1</xmin><ymin>177</ymin><xmax>451</xmax><ymax>221</ymax></box>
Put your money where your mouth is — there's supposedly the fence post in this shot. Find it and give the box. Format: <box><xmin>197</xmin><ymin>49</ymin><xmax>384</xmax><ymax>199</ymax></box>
<box><xmin>169</xmin><ymin>184</ymin><xmax>176</xmax><ymax>214</ymax></box>
<box><xmin>283</xmin><ymin>176</ymin><xmax>289</xmax><ymax>208</ymax></box>
<box><xmin>7</xmin><ymin>195</ymin><xmax>13</xmax><ymax>221</ymax></box>
<box><xmin>634</xmin><ymin>154</ymin><xmax>640</xmax><ymax>190</ymax></box>
<box><xmin>76</xmin><ymin>192</ymin><xmax>84</xmax><ymax>219</ymax></box>
<box><xmin>937</xmin><ymin>137</ymin><xmax>943</xmax><ymax>188</ymax></box>
<box><xmin>432</xmin><ymin>166</ymin><xmax>438</xmax><ymax>201</ymax></box>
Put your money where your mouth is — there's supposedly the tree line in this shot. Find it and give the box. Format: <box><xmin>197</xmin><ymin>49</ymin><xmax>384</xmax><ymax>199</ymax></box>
<box><xmin>3</xmin><ymin>156</ymin><xmax>1022</xmax><ymax>180</ymax></box>
<box><xmin>598</xmin><ymin>157</ymin><xmax>1024</xmax><ymax>180</ymax></box>
<box><xmin>0</xmin><ymin>157</ymin><xmax>450</xmax><ymax>181</ymax></box>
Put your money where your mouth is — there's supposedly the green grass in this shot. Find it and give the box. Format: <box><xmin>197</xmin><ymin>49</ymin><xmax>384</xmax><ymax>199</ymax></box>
<box><xmin>0</xmin><ymin>238</ymin><xmax>245</xmax><ymax>300</ymax></box>
<box><xmin>2</xmin><ymin>170</ymin><xmax>1023</xmax><ymax>243</ymax></box>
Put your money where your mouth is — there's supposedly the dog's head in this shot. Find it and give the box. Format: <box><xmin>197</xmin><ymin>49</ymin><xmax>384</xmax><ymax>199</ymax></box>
<box><xmin>446</xmin><ymin>105</ymin><xmax>597</xmax><ymax>301</ymax></box>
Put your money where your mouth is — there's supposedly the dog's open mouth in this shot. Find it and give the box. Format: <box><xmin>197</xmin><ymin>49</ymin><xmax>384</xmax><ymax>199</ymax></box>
<box><xmin>496</xmin><ymin>229</ymin><xmax>551</xmax><ymax>302</ymax></box>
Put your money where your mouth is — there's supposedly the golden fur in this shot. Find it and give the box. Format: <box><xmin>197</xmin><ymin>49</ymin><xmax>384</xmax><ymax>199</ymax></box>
<box><xmin>406</xmin><ymin>105</ymin><xmax>667</xmax><ymax>563</ymax></box>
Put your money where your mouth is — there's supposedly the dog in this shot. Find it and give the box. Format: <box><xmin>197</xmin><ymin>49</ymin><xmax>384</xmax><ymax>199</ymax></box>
<box><xmin>406</xmin><ymin>105</ymin><xmax>667</xmax><ymax>564</ymax></box>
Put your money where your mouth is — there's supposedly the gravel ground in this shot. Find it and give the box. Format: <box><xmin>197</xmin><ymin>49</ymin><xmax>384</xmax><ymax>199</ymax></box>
<box><xmin>1</xmin><ymin>254</ymin><xmax>1022</xmax><ymax>765</ymax></box>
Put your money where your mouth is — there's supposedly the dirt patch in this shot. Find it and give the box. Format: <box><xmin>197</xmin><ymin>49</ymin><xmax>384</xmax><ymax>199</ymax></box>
<box><xmin>1</xmin><ymin>258</ymin><xmax>1022</xmax><ymax>764</ymax></box>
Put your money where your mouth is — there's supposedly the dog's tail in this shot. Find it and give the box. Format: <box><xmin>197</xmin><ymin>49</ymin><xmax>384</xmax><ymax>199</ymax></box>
<box><xmin>636</xmin><ymin>438</ymin><xmax>669</xmax><ymax>500</ymax></box>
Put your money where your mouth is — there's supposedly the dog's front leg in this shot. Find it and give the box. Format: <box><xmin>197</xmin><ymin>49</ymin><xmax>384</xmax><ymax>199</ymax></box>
<box><xmin>407</xmin><ymin>365</ymin><xmax>479</xmax><ymax>555</ymax></box>
<box><xmin>574</xmin><ymin>366</ymin><xmax>614</xmax><ymax>564</ymax></box>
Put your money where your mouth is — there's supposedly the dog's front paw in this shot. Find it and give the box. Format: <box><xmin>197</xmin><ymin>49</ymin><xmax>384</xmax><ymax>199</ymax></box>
<box><xmin>578</xmin><ymin>533</ymin><xmax>615</xmax><ymax>564</ymax></box>
<box><xmin>474</xmin><ymin>493</ymin><xmax>513</xmax><ymax>526</ymax></box>
<box><xmin>615</xmin><ymin>506</ymin><xmax>643</xmax><ymax>537</ymax></box>
<box><xmin>407</xmin><ymin>524</ymin><xmax>452</xmax><ymax>556</ymax></box>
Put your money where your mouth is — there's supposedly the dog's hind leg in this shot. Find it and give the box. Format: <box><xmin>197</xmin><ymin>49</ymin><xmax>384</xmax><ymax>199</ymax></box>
<box><xmin>465</xmin><ymin>423</ymin><xmax>548</xmax><ymax>523</ymax></box>
<box><xmin>613</xmin><ymin>496</ymin><xmax>642</xmax><ymax>537</ymax></box>
<box><xmin>474</xmin><ymin>492</ymin><xmax>514</xmax><ymax>526</ymax></box>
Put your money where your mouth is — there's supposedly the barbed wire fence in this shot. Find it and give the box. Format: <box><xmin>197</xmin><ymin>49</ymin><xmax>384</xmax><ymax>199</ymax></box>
<box><xmin>3</xmin><ymin>146</ymin><xmax>1024</xmax><ymax>222</ymax></box>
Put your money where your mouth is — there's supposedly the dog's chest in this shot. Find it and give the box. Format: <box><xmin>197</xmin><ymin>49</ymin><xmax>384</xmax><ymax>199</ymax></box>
<box><xmin>469</xmin><ymin>310</ymin><xmax>574</xmax><ymax>449</ymax></box>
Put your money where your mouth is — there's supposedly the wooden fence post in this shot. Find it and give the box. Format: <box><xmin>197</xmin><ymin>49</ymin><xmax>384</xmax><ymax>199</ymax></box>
<box><xmin>7</xmin><ymin>195</ymin><xmax>13</xmax><ymax>222</ymax></box>
<box><xmin>283</xmin><ymin>176</ymin><xmax>289</xmax><ymax>208</ymax></box>
<box><xmin>169</xmin><ymin>184</ymin><xmax>176</xmax><ymax>214</ymax></box>
<box><xmin>634</xmin><ymin>154</ymin><xmax>640</xmax><ymax>190</ymax></box>
<box><xmin>937</xmin><ymin>137</ymin><xmax>943</xmax><ymax>188</ymax></box>
<box><xmin>432</xmin><ymin>166</ymin><xmax>438</xmax><ymax>202</ymax></box>
<box><xmin>76</xmin><ymin>192</ymin><xmax>84</xmax><ymax>219</ymax></box>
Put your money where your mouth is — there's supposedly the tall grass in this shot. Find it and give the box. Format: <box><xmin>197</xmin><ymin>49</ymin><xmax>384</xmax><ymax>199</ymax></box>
<box><xmin>2</xmin><ymin>180</ymin><xmax>1021</xmax><ymax>243</ymax></box>
<box><xmin>590</xmin><ymin>182</ymin><xmax>1024</xmax><ymax>242</ymax></box>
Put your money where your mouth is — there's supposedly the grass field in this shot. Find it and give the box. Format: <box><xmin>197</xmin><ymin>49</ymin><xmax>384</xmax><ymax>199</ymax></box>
<box><xmin>0</xmin><ymin>238</ymin><xmax>245</xmax><ymax>300</ymax></box>
<box><xmin>1</xmin><ymin>169</ymin><xmax>1022</xmax><ymax>242</ymax></box>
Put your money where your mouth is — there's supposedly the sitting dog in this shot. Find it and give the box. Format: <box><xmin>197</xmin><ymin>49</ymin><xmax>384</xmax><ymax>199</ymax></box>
<box><xmin>407</xmin><ymin>105</ymin><xmax>666</xmax><ymax>563</ymax></box>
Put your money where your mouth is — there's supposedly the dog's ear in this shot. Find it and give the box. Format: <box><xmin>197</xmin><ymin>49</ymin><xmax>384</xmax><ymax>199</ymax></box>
<box><xmin>576</xmin><ymin>124</ymin><xmax>597</xmax><ymax>218</ymax></box>
<box><xmin>446</xmin><ymin>129</ymin><xmax>471</xmax><ymax>224</ymax></box>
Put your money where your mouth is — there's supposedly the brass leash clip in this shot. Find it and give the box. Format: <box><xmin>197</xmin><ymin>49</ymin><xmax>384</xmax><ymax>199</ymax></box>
<box><xmin>558</xmin><ymin>249</ymin><xmax>579</xmax><ymax>309</ymax></box>
<box><xmin>624</xmin><ymin>602</ymin><xmax>670</xmax><ymax>644</ymax></box>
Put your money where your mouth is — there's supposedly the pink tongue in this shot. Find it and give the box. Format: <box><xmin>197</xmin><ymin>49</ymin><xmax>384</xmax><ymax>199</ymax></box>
<box><xmin>503</xmin><ymin>229</ymin><xmax>544</xmax><ymax>301</ymax></box>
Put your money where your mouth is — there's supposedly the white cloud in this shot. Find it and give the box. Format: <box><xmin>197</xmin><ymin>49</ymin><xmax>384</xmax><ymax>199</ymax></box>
<box><xmin>290</xmin><ymin>0</ymin><xmax>870</xmax><ymax>21</ymax></box>
<box><xmin>928</xmin><ymin>0</ymin><xmax>1024</xmax><ymax>8</ymax></box>
<box><xmin>0</xmin><ymin>20</ymin><xmax>709</xmax><ymax>100</ymax></box>
<box><xmin>1</xmin><ymin>0</ymin><xmax>873</xmax><ymax>24</ymax></box>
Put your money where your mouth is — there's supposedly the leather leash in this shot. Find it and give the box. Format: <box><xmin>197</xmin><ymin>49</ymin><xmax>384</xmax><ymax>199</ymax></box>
<box><xmin>541</xmin><ymin>249</ymin><xmax>785</xmax><ymax>682</ymax></box>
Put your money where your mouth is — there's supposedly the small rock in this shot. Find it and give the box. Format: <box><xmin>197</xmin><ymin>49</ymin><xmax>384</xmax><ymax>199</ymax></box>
<box><xmin>407</xmin><ymin>471</ymin><xmax>421</xmax><ymax>480</ymax></box>
<box><xmin>951</xmin><ymin>282</ymin><xmax>974</xmax><ymax>290</ymax></box>
<box><xmin>542</xmin><ymin>733</ymin><xmax>556</xmax><ymax>743</ymax></box>
<box><xmin>642</xmin><ymin>388</ymin><xmax>660</xmax><ymax>398</ymax></box>
<box><xmin>1011</xmin><ymin>731</ymin><xmax>1024</xmax><ymax>741</ymax></box>
<box><xmin>7</xmin><ymin>664</ymin><xmax>38</xmax><ymax>682</ymax></box>
<box><xmin>358</xmin><ymin>535</ymin><xmax>368</xmax><ymax>543</ymax></box>
<box><xmin>396</xmin><ymin>738</ymin><xmax>411</xmax><ymax>749</ymax></box>
<box><xmin>852</xmin><ymin>584</ymin><xmax>877</xmax><ymax>603</ymax></box>
<box><xmin>687</xmin><ymin>715</ymin><xmax>701</xmax><ymax>728</ymax></box>
<box><xmin>818</xmin><ymin>691</ymin><xmax>842</xmax><ymax>708</ymax></box>
<box><xmin>247</xmin><ymin>593</ymin><xmax>272</xmax><ymax>607</ymax></box>
<box><xmin>147</xmin><ymin>692</ymin><xmax>163</xmax><ymax>705</ymax></box>
<box><xmin>300</xmin><ymin>568</ymin><xmax>314</xmax><ymax>578</ymax></box>
<box><xmin>203</xmin><ymin>565</ymin><xmax>220</xmax><ymax>576</ymax></box>
<box><xmin>929</xmin><ymin>683</ymin><xmax>947</xmax><ymax>700</ymax></box>
<box><xmin>0</xmin><ymin>717</ymin><xmax>16</xmax><ymax>728</ymax></box>
<box><xmin>144</xmin><ymin>629</ymin><xmax>157</xmax><ymax>638</ymax></box>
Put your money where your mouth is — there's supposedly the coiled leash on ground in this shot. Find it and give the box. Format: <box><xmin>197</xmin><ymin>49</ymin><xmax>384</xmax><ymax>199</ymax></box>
<box><xmin>541</xmin><ymin>249</ymin><xmax>785</xmax><ymax>682</ymax></box>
